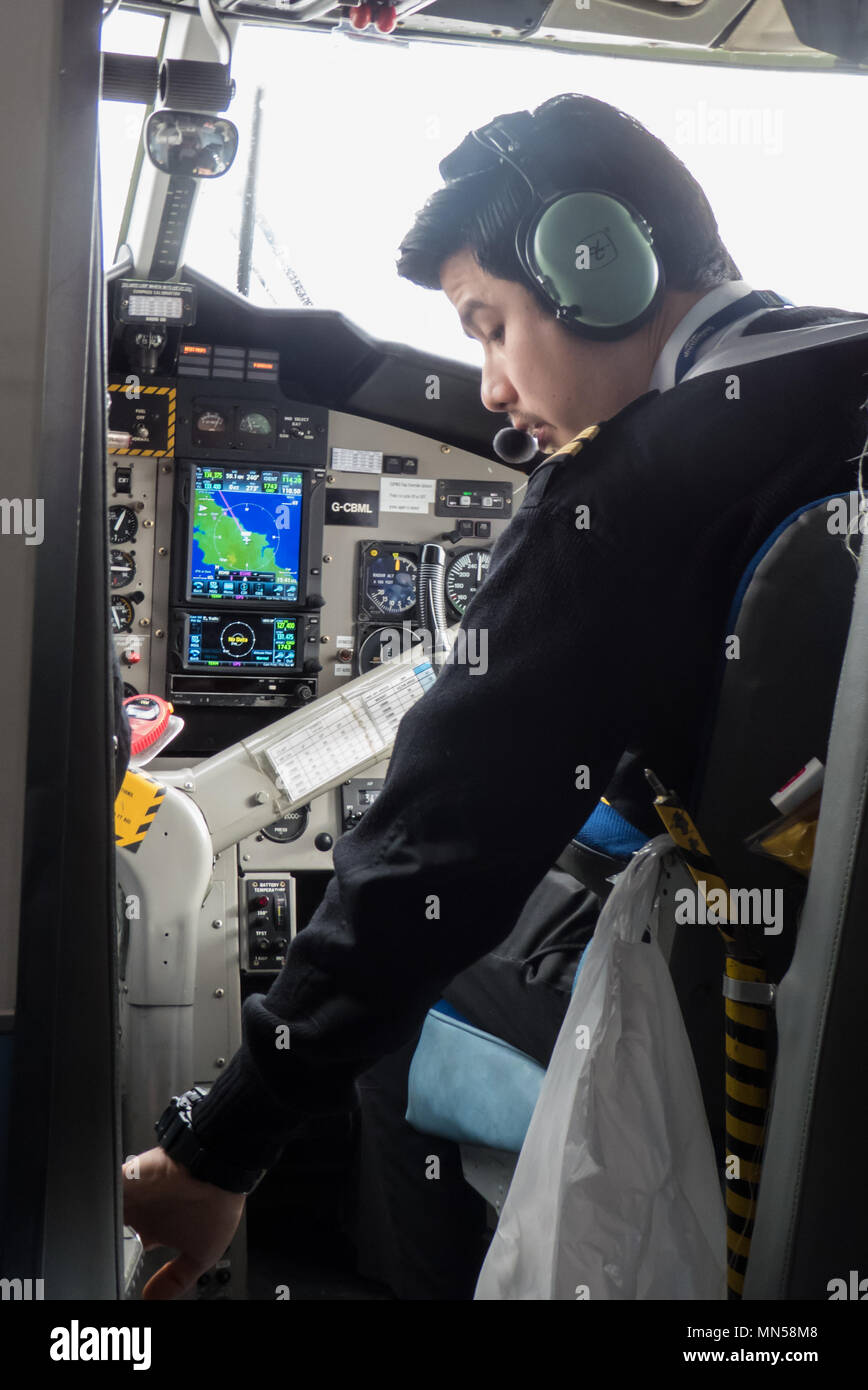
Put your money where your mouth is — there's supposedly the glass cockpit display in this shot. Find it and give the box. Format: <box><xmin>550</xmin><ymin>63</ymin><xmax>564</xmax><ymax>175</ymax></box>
<box><xmin>188</xmin><ymin>465</ymin><xmax>303</xmax><ymax>602</ymax></box>
<box><xmin>183</xmin><ymin>612</ymin><xmax>298</xmax><ymax>669</ymax></box>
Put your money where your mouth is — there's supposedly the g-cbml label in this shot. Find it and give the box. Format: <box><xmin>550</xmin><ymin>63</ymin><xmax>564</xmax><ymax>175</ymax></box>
<box><xmin>326</xmin><ymin>487</ymin><xmax>380</xmax><ymax>526</ymax></box>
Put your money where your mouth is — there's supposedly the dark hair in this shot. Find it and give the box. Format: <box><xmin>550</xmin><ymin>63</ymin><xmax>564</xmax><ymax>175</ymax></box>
<box><xmin>396</xmin><ymin>94</ymin><xmax>740</xmax><ymax>310</ymax></box>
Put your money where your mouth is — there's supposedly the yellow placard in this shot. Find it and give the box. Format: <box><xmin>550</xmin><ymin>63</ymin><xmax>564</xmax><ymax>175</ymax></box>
<box><xmin>114</xmin><ymin>768</ymin><xmax>166</xmax><ymax>853</ymax></box>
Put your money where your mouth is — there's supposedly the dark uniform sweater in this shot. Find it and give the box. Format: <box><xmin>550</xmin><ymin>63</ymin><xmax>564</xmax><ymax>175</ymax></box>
<box><xmin>130</xmin><ymin>306</ymin><xmax>868</xmax><ymax>1177</ymax></box>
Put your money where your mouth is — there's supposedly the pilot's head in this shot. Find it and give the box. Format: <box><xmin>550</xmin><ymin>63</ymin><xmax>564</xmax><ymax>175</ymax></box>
<box><xmin>397</xmin><ymin>94</ymin><xmax>740</xmax><ymax>452</ymax></box>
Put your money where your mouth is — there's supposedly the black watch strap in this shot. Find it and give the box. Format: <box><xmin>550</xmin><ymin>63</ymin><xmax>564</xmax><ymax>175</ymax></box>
<box><xmin>155</xmin><ymin>1087</ymin><xmax>267</xmax><ymax>1196</ymax></box>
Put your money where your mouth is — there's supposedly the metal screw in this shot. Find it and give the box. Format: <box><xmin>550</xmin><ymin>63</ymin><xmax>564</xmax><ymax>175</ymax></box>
<box><xmin>215</xmin><ymin>1058</ymin><xmax>225</xmax><ymax>1067</ymax></box>
<box><xmin>183</xmin><ymin>780</ymin><xmax>194</xmax><ymax>790</ymax></box>
<box><xmin>154</xmin><ymin>629</ymin><xmax>164</xmax><ymax>638</ymax></box>
<box><xmin>320</xmin><ymin>635</ymin><xmax>329</xmax><ymax>643</ymax></box>
<box><xmin>142</xmin><ymin>518</ymin><xmax>154</xmax><ymax>528</ymax></box>
<box><xmin>440</xmin><ymin>444</ymin><xmax>451</xmax><ymax>453</ymax></box>
<box><xmin>214</xmin><ymin>988</ymin><xmax>224</xmax><ymax>998</ymax></box>
<box><xmin>241</xmin><ymin>853</ymin><xmax>250</xmax><ymax>862</ymax></box>
<box><xmin>211</xmin><ymin>919</ymin><xmax>222</xmax><ymax>929</ymax></box>
<box><xmin>158</xmin><ymin>546</ymin><xmax>168</xmax><ymax>556</ymax></box>
<box><xmin>323</xmin><ymin>554</ymin><xmax>332</xmax><ymax>563</ymax></box>
<box><xmin>139</xmin><ymin>617</ymin><xmax>150</xmax><ymax>628</ymax></box>
<box><xmin>254</xmin><ymin>790</ymin><xmax>268</xmax><ymax>804</ymax></box>
<box><xmin>162</xmin><ymin>464</ymin><xmax>172</xmax><ymax>473</ymax></box>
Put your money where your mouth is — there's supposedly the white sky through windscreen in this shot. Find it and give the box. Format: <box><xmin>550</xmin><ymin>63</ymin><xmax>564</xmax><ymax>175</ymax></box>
<box><xmin>101</xmin><ymin>12</ymin><xmax>868</xmax><ymax>368</ymax></box>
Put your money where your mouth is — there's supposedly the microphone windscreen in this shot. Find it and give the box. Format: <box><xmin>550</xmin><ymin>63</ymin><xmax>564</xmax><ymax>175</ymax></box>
<box><xmin>493</xmin><ymin>426</ymin><xmax>540</xmax><ymax>468</ymax></box>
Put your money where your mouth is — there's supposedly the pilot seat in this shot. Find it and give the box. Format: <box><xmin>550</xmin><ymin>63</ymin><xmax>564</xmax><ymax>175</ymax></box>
<box><xmin>405</xmin><ymin>491</ymin><xmax>862</xmax><ymax>1232</ymax></box>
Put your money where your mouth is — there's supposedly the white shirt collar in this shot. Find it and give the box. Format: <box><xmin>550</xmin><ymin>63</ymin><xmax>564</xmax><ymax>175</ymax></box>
<box><xmin>649</xmin><ymin>280</ymin><xmax>757</xmax><ymax>394</ymax></box>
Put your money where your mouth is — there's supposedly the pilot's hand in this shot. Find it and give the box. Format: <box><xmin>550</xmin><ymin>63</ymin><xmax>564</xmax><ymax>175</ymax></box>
<box><xmin>123</xmin><ymin>1146</ymin><xmax>245</xmax><ymax>1300</ymax></box>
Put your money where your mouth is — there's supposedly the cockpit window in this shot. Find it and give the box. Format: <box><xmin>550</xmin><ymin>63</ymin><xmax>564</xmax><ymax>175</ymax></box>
<box><xmin>99</xmin><ymin>8</ymin><xmax>165</xmax><ymax>263</ymax></box>
<box><xmin>101</xmin><ymin>17</ymin><xmax>868</xmax><ymax>365</ymax></box>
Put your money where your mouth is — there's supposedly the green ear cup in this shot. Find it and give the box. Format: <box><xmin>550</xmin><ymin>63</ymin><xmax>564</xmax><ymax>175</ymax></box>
<box><xmin>522</xmin><ymin>190</ymin><xmax>663</xmax><ymax>336</ymax></box>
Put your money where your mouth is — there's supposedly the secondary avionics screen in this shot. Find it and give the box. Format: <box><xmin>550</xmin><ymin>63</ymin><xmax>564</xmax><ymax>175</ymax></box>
<box><xmin>188</xmin><ymin>465</ymin><xmax>303</xmax><ymax>601</ymax></box>
<box><xmin>185</xmin><ymin>612</ymin><xmax>298</xmax><ymax>668</ymax></box>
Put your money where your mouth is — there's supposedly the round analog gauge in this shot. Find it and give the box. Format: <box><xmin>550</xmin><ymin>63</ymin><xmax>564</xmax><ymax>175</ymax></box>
<box><xmin>261</xmin><ymin>807</ymin><xmax>310</xmax><ymax>844</ymax></box>
<box><xmin>110</xmin><ymin>594</ymin><xmax>134</xmax><ymax>633</ymax></box>
<box><xmin>195</xmin><ymin>410</ymin><xmax>227</xmax><ymax>433</ymax></box>
<box><xmin>357</xmin><ymin>625</ymin><xmax>425</xmax><ymax>675</ymax></box>
<box><xmin>108</xmin><ymin>505</ymin><xmax>138</xmax><ymax>544</ymax></box>
<box><xmin>365</xmin><ymin>550</ymin><xmax>417</xmax><ymax>615</ymax></box>
<box><xmin>446</xmin><ymin>548</ymin><xmax>491</xmax><ymax>616</ymax></box>
<box><xmin>110</xmin><ymin>548</ymin><xmax>136</xmax><ymax>589</ymax></box>
<box><xmin>219</xmin><ymin>620</ymin><xmax>256</xmax><ymax>660</ymax></box>
<box><xmin>238</xmin><ymin>411</ymin><xmax>273</xmax><ymax>437</ymax></box>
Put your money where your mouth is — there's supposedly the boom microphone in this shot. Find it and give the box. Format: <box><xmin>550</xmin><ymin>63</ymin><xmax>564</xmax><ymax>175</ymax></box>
<box><xmin>492</xmin><ymin>426</ymin><xmax>541</xmax><ymax>469</ymax></box>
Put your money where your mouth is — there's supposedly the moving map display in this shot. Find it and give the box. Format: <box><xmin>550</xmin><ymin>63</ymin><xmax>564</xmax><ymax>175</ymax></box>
<box><xmin>189</xmin><ymin>465</ymin><xmax>303</xmax><ymax>601</ymax></box>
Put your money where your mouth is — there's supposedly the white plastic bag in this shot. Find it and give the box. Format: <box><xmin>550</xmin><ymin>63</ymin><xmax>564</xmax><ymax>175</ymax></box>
<box><xmin>475</xmin><ymin>836</ymin><xmax>726</xmax><ymax>1300</ymax></box>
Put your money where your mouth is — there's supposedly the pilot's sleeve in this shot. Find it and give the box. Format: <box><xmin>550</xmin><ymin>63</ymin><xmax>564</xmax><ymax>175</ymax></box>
<box><xmin>189</xmin><ymin>422</ymin><xmax>695</xmax><ymax>1174</ymax></box>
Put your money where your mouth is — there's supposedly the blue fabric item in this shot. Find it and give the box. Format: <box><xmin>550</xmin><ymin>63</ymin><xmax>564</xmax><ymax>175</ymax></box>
<box><xmin>574</xmin><ymin>798</ymin><xmax>648</xmax><ymax>856</ymax></box>
<box><xmin>405</xmin><ymin>1008</ymin><xmax>546</xmax><ymax>1153</ymax></box>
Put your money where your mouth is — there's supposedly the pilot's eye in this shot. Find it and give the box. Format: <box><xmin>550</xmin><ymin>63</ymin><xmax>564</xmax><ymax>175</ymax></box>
<box><xmin>487</xmin><ymin>326</ymin><xmax>504</xmax><ymax>345</ymax></box>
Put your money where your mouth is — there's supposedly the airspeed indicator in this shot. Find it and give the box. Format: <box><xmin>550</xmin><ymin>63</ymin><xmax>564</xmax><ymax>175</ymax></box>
<box><xmin>446</xmin><ymin>548</ymin><xmax>491</xmax><ymax>616</ymax></box>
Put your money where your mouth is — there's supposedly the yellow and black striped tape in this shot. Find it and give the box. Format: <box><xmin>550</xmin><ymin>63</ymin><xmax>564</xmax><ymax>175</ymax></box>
<box><xmin>108</xmin><ymin>383</ymin><xmax>176</xmax><ymax>456</ymax></box>
<box><xmin>648</xmin><ymin>780</ymin><xmax>771</xmax><ymax>1300</ymax></box>
<box><xmin>114</xmin><ymin>768</ymin><xmax>166</xmax><ymax>853</ymax></box>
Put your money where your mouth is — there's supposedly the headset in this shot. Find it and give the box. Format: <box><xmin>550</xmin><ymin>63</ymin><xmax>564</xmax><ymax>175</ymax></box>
<box><xmin>439</xmin><ymin>95</ymin><xmax>665</xmax><ymax>343</ymax></box>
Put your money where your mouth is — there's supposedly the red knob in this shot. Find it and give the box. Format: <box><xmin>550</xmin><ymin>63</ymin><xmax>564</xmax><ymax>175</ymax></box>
<box><xmin>351</xmin><ymin>3</ymin><xmax>371</xmax><ymax>27</ymax></box>
<box><xmin>375</xmin><ymin>4</ymin><xmax>397</xmax><ymax>32</ymax></box>
<box><xmin>123</xmin><ymin>649</ymin><xmax>142</xmax><ymax>665</ymax></box>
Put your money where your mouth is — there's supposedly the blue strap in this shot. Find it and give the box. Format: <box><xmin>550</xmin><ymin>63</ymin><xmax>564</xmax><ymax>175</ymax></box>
<box><xmin>574</xmin><ymin>799</ymin><xmax>647</xmax><ymax>857</ymax></box>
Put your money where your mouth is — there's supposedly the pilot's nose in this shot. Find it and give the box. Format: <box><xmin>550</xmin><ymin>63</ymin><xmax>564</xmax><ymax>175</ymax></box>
<box><xmin>480</xmin><ymin>357</ymin><xmax>516</xmax><ymax>417</ymax></box>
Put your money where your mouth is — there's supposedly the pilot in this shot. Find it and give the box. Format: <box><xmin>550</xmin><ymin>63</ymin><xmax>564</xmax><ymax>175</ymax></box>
<box><xmin>122</xmin><ymin>94</ymin><xmax>868</xmax><ymax>1299</ymax></box>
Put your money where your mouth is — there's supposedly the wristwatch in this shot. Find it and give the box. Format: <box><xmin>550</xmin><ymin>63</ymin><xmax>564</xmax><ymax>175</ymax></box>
<box><xmin>155</xmin><ymin>1086</ymin><xmax>267</xmax><ymax>1195</ymax></box>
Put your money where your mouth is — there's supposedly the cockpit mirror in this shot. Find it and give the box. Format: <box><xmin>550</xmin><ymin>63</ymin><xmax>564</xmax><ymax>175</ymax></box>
<box><xmin>144</xmin><ymin>111</ymin><xmax>238</xmax><ymax>179</ymax></box>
